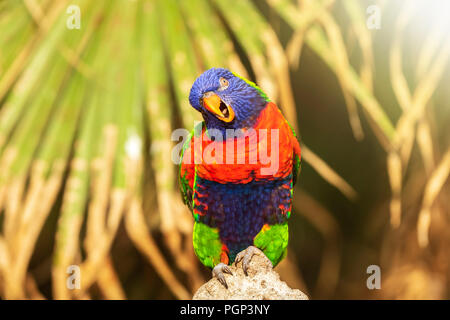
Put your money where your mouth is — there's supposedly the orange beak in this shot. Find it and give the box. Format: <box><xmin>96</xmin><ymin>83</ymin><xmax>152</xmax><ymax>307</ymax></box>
<box><xmin>202</xmin><ymin>93</ymin><xmax>235</xmax><ymax>123</ymax></box>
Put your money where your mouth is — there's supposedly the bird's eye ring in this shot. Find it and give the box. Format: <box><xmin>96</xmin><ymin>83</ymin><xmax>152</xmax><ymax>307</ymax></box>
<box><xmin>218</xmin><ymin>77</ymin><xmax>229</xmax><ymax>91</ymax></box>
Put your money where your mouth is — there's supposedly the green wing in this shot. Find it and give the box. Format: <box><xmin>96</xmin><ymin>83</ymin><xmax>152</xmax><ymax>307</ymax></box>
<box><xmin>179</xmin><ymin>122</ymin><xmax>203</xmax><ymax>215</ymax></box>
<box><xmin>286</xmin><ymin>120</ymin><xmax>301</xmax><ymax>186</ymax></box>
<box><xmin>179</xmin><ymin>130</ymin><xmax>194</xmax><ymax>211</ymax></box>
<box><xmin>293</xmin><ymin>152</ymin><xmax>301</xmax><ymax>186</ymax></box>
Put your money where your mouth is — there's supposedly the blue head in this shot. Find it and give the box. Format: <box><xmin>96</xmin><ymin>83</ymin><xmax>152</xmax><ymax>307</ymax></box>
<box><xmin>189</xmin><ymin>68</ymin><xmax>269</xmax><ymax>134</ymax></box>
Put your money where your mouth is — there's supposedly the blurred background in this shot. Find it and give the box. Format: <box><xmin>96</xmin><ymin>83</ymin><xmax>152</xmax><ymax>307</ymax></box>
<box><xmin>0</xmin><ymin>0</ymin><xmax>449</xmax><ymax>300</ymax></box>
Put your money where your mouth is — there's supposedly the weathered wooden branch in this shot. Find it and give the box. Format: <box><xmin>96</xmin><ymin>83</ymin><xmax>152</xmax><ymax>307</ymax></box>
<box><xmin>193</xmin><ymin>249</ymin><xmax>309</xmax><ymax>300</ymax></box>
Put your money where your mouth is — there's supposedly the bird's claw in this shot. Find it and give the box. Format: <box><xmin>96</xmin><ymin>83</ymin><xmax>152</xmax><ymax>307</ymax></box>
<box><xmin>235</xmin><ymin>246</ymin><xmax>259</xmax><ymax>276</ymax></box>
<box><xmin>212</xmin><ymin>262</ymin><xmax>233</xmax><ymax>289</ymax></box>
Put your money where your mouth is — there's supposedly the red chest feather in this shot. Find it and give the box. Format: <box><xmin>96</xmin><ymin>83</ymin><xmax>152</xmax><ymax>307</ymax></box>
<box><xmin>182</xmin><ymin>103</ymin><xmax>300</xmax><ymax>184</ymax></box>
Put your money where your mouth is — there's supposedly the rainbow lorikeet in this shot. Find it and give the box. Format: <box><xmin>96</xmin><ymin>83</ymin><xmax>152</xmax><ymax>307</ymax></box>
<box><xmin>179</xmin><ymin>68</ymin><xmax>301</xmax><ymax>288</ymax></box>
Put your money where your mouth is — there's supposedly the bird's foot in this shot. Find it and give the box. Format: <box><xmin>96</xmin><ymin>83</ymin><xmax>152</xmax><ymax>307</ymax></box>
<box><xmin>212</xmin><ymin>262</ymin><xmax>233</xmax><ymax>289</ymax></box>
<box><xmin>235</xmin><ymin>246</ymin><xmax>261</xmax><ymax>276</ymax></box>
